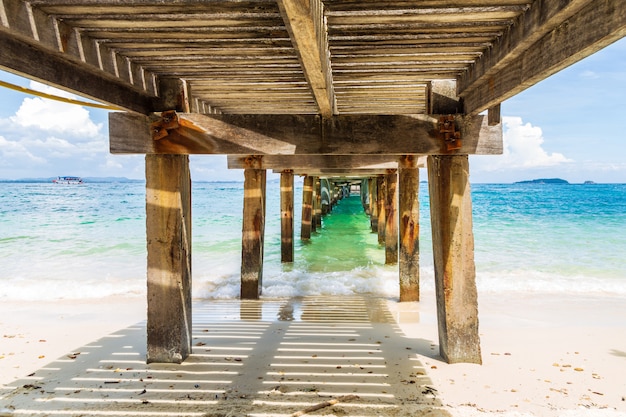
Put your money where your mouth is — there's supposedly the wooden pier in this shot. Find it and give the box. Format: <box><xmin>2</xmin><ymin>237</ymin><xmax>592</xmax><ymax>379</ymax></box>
<box><xmin>1</xmin><ymin>0</ymin><xmax>624</xmax><ymax>366</ymax></box>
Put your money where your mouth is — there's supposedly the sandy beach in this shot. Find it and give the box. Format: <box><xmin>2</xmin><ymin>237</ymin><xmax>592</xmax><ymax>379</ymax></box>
<box><xmin>1</xmin><ymin>291</ymin><xmax>625</xmax><ymax>416</ymax></box>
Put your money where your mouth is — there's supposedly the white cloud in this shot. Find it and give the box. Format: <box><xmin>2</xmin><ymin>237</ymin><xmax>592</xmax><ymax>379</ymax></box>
<box><xmin>473</xmin><ymin>116</ymin><xmax>572</xmax><ymax>172</ymax></box>
<box><xmin>0</xmin><ymin>86</ymin><xmax>146</xmax><ymax>179</ymax></box>
<box><xmin>11</xmin><ymin>95</ymin><xmax>102</xmax><ymax>139</ymax></box>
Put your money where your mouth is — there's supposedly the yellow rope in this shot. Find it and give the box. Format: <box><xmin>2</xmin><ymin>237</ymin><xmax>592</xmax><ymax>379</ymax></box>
<box><xmin>0</xmin><ymin>79</ymin><xmax>122</xmax><ymax>111</ymax></box>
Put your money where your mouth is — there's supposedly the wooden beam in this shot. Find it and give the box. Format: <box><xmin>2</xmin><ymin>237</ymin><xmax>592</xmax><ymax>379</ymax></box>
<box><xmin>398</xmin><ymin>156</ymin><xmax>420</xmax><ymax>302</ymax></box>
<box><xmin>280</xmin><ymin>170</ymin><xmax>294</xmax><ymax>263</ymax></box>
<box><xmin>145</xmin><ymin>154</ymin><xmax>192</xmax><ymax>364</ymax></box>
<box><xmin>276</xmin><ymin>0</ymin><xmax>336</xmax><ymax>117</ymax></box>
<box><xmin>458</xmin><ymin>0</ymin><xmax>593</xmax><ymax>99</ymax></box>
<box><xmin>110</xmin><ymin>112</ymin><xmax>502</xmax><ymax>155</ymax></box>
<box><xmin>0</xmin><ymin>31</ymin><xmax>158</xmax><ymax>114</ymax></box>
<box><xmin>301</xmin><ymin>175</ymin><xmax>314</xmax><ymax>240</ymax></box>
<box><xmin>385</xmin><ymin>170</ymin><xmax>398</xmax><ymax>265</ymax></box>
<box><xmin>241</xmin><ymin>168</ymin><xmax>266</xmax><ymax>300</ymax></box>
<box><xmin>0</xmin><ymin>0</ymin><xmax>161</xmax><ymax>112</ymax></box>
<box><xmin>285</xmin><ymin>168</ymin><xmax>393</xmax><ymax>177</ymax></box>
<box><xmin>228</xmin><ymin>154</ymin><xmax>408</xmax><ymax>170</ymax></box>
<box><xmin>428</xmin><ymin>155</ymin><xmax>481</xmax><ymax>364</ymax></box>
<box><xmin>460</xmin><ymin>0</ymin><xmax>626</xmax><ymax>114</ymax></box>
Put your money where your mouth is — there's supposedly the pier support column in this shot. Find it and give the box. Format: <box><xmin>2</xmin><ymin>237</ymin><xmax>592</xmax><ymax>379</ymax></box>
<box><xmin>377</xmin><ymin>176</ymin><xmax>386</xmax><ymax>244</ymax></box>
<box><xmin>369</xmin><ymin>178</ymin><xmax>378</xmax><ymax>232</ymax></box>
<box><xmin>241</xmin><ymin>167</ymin><xmax>266</xmax><ymax>299</ymax></box>
<box><xmin>314</xmin><ymin>177</ymin><xmax>322</xmax><ymax>229</ymax></box>
<box><xmin>280</xmin><ymin>170</ymin><xmax>294</xmax><ymax>263</ymax></box>
<box><xmin>301</xmin><ymin>175</ymin><xmax>313</xmax><ymax>240</ymax></box>
<box><xmin>385</xmin><ymin>170</ymin><xmax>398</xmax><ymax>265</ymax></box>
<box><xmin>428</xmin><ymin>155</ymin><xmax>481</xmax><ymax>364</ymax></box>
<box><xmin>399</xmin><ymin>156</ymin><xmax>420</xmax><ymax>302</ymax></box>
<box><xmin>145</xmin><ymin>154</ymin><xmax>192</xmax><ymax>364</ymax></box>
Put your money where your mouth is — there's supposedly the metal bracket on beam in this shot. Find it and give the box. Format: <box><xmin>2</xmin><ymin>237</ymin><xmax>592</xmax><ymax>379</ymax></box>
<box><xmin>438</xmin><ymin>115</ymin><xmax>462</xmax><ymax>151</ymax></box>
<box><xmin>151</xmin><ymin>110</ymin><xmax>179</xmax><ymax>141</ymax></box>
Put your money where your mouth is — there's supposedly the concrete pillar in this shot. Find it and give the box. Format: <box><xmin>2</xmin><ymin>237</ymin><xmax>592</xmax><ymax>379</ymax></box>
<box><xmin>241</xmin><ymin>168</ymin><xmax>266</xmax><ymax>299</ymax></box>
<box><xmin>428</xmin><ymin>155</ymin><xmax>481</xmax><ymax>364</ymax></box>
<box><xmin>145</xmin><ymin>154</ymin><xmax>192</xmax><ymax>364</ymax></box>
<box><xmin>398</xmin><ymin>155</ymin><xmax>420</xmax><ymax>302</ymax></box>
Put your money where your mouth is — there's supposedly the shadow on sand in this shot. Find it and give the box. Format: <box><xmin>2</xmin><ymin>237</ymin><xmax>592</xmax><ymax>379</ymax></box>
<box><xmin>1</xmin><ymin>296</ymin><xmax>451</xmax><ymax>417</ymax></box>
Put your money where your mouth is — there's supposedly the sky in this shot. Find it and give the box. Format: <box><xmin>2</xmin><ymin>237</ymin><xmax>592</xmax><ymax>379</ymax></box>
<box><xmin>0</xmin><ymin>37</ymin><xmax>625</xmax><ymax>183</ymax></box>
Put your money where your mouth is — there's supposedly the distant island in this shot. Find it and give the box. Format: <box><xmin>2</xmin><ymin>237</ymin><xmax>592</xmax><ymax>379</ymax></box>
<box><xmin>515</xmin><ymin>178</ymin><xmax>569</xmax><ymax>184</ymax></box>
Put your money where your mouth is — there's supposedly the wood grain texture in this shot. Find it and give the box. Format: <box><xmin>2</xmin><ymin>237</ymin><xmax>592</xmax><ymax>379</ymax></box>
<box><xmin>241</xmin><ymin>168</ymin><xmax>266</xmax><ymax>299</ymax></box>
<box><xmin>427</xmin><ymin>155</ymin><xmax>481</xmax><ymax>364</ymax></box>
<box><xmin>110</xmin><ymin>112</ymin><xmax>502</xmax><ymax>155</ymax></box>
<box><xmin>145</xmin><ymin>154</ymin><xmax>192</xmax><ymax>363</ymax></box>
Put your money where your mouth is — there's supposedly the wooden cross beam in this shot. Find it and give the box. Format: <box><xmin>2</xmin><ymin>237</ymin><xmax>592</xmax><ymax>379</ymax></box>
<box><xmin>227</xmin><ymin>155</ymin><xmax>427</xmax><ymax>170</ymax></box>
<box><xmin>110</xmin><ymin>112</ymin><xmax>502</xmax><ymax>156</ymax></box>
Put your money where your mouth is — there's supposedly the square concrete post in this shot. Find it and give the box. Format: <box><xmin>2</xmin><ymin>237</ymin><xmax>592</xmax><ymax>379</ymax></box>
<box><xmin>398</xmin><ymin>155</ymin><xmax>420</xmax><ymax>302</ymax></box>
<box><xmin>280</xmin><ymin>170</ymin><xmax>294</xmax><ymax>263</ymax></box>
<box><xmin>428</xmin><ymin>155</ymin><xmax>482</xmax><ymax>364</ymax></box>
<box><xmin>241</xmin><ymin>168</ymin><xmax>266</xmax><ymax>299</ymax></box>
<box><xmin>145</xmin><ymin>154</ymin><xmax>192</xmax><ymax>364</ymax></box>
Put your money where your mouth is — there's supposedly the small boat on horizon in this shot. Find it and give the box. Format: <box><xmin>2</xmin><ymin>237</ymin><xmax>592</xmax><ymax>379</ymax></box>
<box><xmin>52</xmin><ymin>176</ymin><xmax>84</xmax><ymax>184</ymax></box>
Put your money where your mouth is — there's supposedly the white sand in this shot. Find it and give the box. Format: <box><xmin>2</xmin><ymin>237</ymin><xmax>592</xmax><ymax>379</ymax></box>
<box><xmin>0</xmin><ymin>292</ymin><xmax>625</xmax><ymax>417</ymax></box>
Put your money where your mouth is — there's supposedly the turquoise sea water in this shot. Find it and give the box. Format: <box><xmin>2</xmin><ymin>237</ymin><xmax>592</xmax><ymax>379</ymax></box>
<box><xmin>1</xmin><ymin>180</ymin><xmax>625</xmax><ymax>300</ymax></box>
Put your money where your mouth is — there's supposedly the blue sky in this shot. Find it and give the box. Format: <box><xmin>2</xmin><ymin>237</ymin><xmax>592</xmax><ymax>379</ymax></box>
<box><xmin>1</xmin><ymin>37</ymin><xmax>625</xmax><ymax>183</ymax></box>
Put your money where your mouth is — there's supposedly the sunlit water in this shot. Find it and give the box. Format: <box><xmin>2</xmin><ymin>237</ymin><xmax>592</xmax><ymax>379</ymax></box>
<box><xmin>1</xmin><ymin>180</ymin><xmax>625</xmax><ymax>300</ymax></box>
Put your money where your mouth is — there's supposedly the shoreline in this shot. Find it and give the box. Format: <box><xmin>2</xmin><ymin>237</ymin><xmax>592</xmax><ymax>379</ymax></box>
<box><xmin>1</xmin><ymin>291</ymin><xmax>625</xmax><ymax>416</ymax></box>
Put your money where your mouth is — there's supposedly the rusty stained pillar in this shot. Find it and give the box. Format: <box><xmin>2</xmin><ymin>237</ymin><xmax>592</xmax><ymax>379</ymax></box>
<box><xmin>145</xmin><ymin>154</ymin><xmax>192</xmax><ymax>364</ymax></box>
<box><xmin>301</xmin><ymin>175</ymin><xmax>314</xmax><ymax>240</ymax></box>
<box><xmin>241</xmin><ymin>160</ymin><xmax>266</xmax><ymax>300</ymax></box>
<box><xmin>384</xmin><ymin>170</ymin><xmax>398</xmax><ymax>265</ymax></box>
<box><xmin>280</xmin><ymin>170</ymin><xmax>294</xmax><ymax>263</ymax></box>
<box><xmin>376</xmin><ymin>176</ymin><xmax>386</xmax><ymax>244</ymax></box>
<box><xmin>314</xmin><ymin>177</ymin><xmax>322</xmax><ymax>229</ymax></box>
<box><xmin>428</xmin><ymin>155</ymin><xmax>481</xmax><ymax>364</ymax></box>
<box><xmin>369</xmin><ymin>177</ymin><xmax>378</xmax><ymax>233</ymax></box>
<box><xmin>398</xmin><ymin>155</ymin><xmax>419</xmax><ymax>302</ymax></box>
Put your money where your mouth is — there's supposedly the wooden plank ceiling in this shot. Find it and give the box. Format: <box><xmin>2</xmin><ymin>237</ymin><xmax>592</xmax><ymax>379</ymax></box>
<box><xmin>1</xmin><ymin>0</ymin><xmax>625</xmax><ymax>123</ymax></box>
<box><xmin>4</xmin><ymin>0</ymin><xmax>536</xmax><ymax>116</ymax></box>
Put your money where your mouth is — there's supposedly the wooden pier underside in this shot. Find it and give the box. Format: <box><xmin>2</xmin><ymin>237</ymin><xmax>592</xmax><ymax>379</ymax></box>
<box><xmin>1</xmin><ymin>0</ymin><xmax>625</xmax><ymax>366</ymax></box>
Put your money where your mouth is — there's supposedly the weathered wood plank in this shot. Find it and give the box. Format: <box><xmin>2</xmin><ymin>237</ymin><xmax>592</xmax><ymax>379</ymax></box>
<box><xmin>461</xmin><ymin>0</ymin><xmax>626</xmax><ymax>114</ymax></box>
<box><xmin>398</xmin><ymin>156</ymin><xmax>419</xmax><ymax>302</ymax></box>
<box><xmin>458</xmin><ymin>0</ymin><xmax>592</xmax><ymax>100</ymax></box>
<box><xmin>280</xmin><ymin>170</ymin><xmax>294</xmax><ymax>263</ymax></box>
<box><xmin>241</xmin><ymin>168</ymin><xmax>266</xmax><ymax>299</ymax></box>
<box><xmin>228</xmin><ymin>154</ymin><xmax>404</xmax><ymax>170</ymax></box>
<box><xmin>145</xmin><ymin>154</ymin><xmax>192</xmax><ymax>364</ymax></box>
<box><xmin>428</xmin><ymin>154</ymin><xmax>481</xmax><ymax>364</ymax></box>
<box><xmin>0</xmin><ymin>31</ymin><xmax>158</xmax><ymax>114</ymax></box>
<box><xmin>301</xmin><ymin>175</ymin><xmax>314</xmax><ymax>240</ymax></box>
<box><xmin>109</xmin><ymin>112</ymin><xmax>502</xmax><ymax>155</ymax></box>
<box><xmin>277</xmin><ymin>0</ymin><xmax>335</xmax><ymax>117</ymax></box>
<box><xmin>384</xmin><ymin>170</ymin><xmax>398</xmax><ymax>265</ymax></box>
